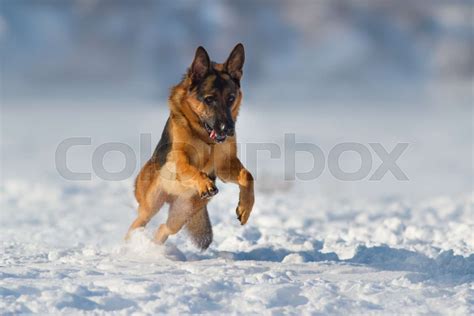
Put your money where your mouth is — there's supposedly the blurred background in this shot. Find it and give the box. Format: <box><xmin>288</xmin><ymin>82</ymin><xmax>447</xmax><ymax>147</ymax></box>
<box><xmin>1</xmin><ymin>0</ymin><xmax>472</xmax><ymax>102</ymax></box>
<box><xmin>1</xmin><ymin>0</ymin><xmax>473</xmax><ymax>200</ymax></box>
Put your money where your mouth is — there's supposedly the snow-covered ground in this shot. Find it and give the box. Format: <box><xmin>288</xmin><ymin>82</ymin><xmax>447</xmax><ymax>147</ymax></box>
<box><xmin>1</xmin><ymin>99</ymin><xmax>473</xmax><ymax>314</ymax></box>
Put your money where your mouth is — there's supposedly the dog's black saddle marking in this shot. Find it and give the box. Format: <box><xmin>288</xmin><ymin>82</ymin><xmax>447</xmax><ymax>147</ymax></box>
<box><xmin>151</xmin><ymin>118</ymin><xmax>171</xmax><ymax>166</ymax></box>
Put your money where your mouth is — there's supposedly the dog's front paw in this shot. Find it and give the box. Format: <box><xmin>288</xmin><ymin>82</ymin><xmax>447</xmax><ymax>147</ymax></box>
<box><xmin>236</xmin><ymin>198</ymin><xmax>253</xmax><ymax>225</ymax></box>
<box><xmin>198</xmin><ymin>177</ymin><xmax>218</xmax><ymax>199</ymax></box>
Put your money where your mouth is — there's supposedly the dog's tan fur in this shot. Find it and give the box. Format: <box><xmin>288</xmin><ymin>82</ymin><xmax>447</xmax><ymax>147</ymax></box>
<box><xmin>126</xmin><ymin>44</ymin><xmax>254</xmax><ymax>250</ymax></box>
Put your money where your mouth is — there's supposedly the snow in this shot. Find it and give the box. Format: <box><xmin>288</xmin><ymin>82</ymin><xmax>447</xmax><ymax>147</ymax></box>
<box><xmin>1</xmin><ymin>101</ymin><xmax>473</xmax><ymax>314</ymax></box>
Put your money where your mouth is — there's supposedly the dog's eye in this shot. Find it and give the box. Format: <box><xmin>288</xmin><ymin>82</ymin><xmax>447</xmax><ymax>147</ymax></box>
<box><xmin>228</xmin><ymin>95</ymin><xmax>235</xmax><ymax>104</ymax></box>
<box><xmin>204</xmin><ymin>96</ymin><xmax>215</xmax><ymax>105</ymax></box>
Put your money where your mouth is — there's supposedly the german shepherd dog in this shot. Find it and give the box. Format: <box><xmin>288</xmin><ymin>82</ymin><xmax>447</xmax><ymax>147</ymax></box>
<box><xmin>125</xmin><ymin>44</ymin><xmax>254</xmax><ymax>250</ymax></box>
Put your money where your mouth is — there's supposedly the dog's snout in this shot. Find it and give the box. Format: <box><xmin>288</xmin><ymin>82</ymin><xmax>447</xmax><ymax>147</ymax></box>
<box><xmin>214</xmin><ymin>121</ymin><xmax>234</xmax><ymax>136</ymax></box>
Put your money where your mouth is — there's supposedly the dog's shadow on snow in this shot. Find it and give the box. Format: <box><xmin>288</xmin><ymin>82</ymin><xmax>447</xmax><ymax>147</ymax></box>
<box><xmin>185</xmin><ymin>243</ymin><xmax>474</xmax><ymax>285</ymax></box>
<box><xmin>125</xmin><ymin>230</ymin><xmax>473</xmax><ymax>285</ymax></box>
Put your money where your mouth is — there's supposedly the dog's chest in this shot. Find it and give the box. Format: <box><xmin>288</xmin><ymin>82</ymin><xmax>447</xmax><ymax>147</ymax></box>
<box><xmin>189</xmin><ymin>142</ymin><xmax>215</xmax><ymax>174</ymax></box>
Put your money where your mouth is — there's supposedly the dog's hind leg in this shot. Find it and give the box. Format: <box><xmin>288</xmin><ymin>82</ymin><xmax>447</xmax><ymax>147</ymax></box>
<box><xmin>125</xmin><ymin>179</ymin><xmax>167</xmax><ymax>240</ymax></box>
<box><xmin>185</xmin><ymin>206</ymin><xmax>212</xmax><ymax>250</ymax></box>
<box><xmin>154</xmin><ymin>196</ymin><xmax>208</xmax><ymax>245</ymax></box>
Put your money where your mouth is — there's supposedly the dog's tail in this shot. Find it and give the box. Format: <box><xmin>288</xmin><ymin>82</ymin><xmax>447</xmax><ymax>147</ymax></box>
<box><xmin>186</xmin><ymin>206</ymin><xmax>213</xmax><ymax>250</ymax></box>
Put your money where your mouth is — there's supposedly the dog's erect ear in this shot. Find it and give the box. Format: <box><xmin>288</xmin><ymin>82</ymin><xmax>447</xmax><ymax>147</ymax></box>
<box><xmin>224</xmin><ymin>43</ymin><xmax>245</xmax><ymax>82</ymax></box>
<box><xmin>190</xmin><ymin>46</ymin><xmax>210</xmax><ymax>83</ymax></box>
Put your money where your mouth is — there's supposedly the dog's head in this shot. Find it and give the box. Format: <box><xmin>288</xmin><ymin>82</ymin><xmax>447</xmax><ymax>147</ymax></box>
<box><xmin>184</xmin><ymin>44</ymin><xmax>245</xmax><ymax>143</ymax></box>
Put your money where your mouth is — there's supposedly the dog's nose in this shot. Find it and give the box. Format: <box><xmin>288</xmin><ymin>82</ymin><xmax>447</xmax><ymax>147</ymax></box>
<box><xmin>216</xmin><ymin>121</ymin><xmax>234</xmax><ymax>136</ymax></box>
<box><xmin>219</xmin><ymin>123</ymin><xmax>226</xmax><ymax>132</ymax></box>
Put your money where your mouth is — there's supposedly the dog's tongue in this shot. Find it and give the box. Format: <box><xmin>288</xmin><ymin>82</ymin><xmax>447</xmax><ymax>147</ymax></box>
<box><xmin>210</xmin><ymin>130</ymin><xmax>216</xmax><ymax>140</ymax></box>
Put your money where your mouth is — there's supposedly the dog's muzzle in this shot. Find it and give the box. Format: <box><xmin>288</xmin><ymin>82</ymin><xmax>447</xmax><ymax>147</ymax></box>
<box><xmin>204</xmin><ymin>122</ymin><xmax>234</xmax><ymax>143</ymax></box>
